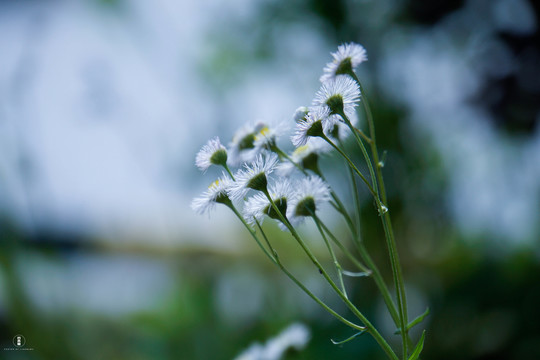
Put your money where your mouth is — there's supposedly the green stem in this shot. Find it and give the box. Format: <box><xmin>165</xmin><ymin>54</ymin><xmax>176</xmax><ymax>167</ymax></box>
<box><xmin>276</xmin><ymin>144</ymin><xmax>371</xmax><ymax>275</ymax></box>
<box><xmin>273</xmin><ymin>146</ymin><xmax>302</xmax><ymax>171</ymax></box>
<box><xmin>315</xmin><ymin>173</ymin><xmax>370</xmax><ymax>274</ymax></box>
<box><xmin>355</xmin><ymin>128</ymin><xmax>373</xmax><ymax>144</ymax></box>
<box><xmin>339</xmin><ymin>132</ymin><xmax>401</xmax><ymax>329</ymax></box>
<box><xmin>272</xmin><ymin>143</ymin><xmax>364</xmax><ymax>264</ymax></box>
<box><xmin>320</xmin><ymin>134</ymin><xmax>376</xmax><ymax>198</ymax></box>
<box><xmin>254</xmin><ymin>220</ymin><xmax>366</xmax><ymax>332</ymax></box>
<box><xmin>275</xmin><ymin>143</ymin><xmax>371</xmax><ymax>275</ymax></box>
<box><xmin>313</xmin><ymin>216</ymin><xmax>370</xmax><ymax>275</ymax></box>
<box><xmin>228</xmin><ymin>204</ymin><xmax>275</xmax><ymax>262</ymax></box>
<box><xmin>281</xmin><ymin>134</ymin><xmax>401</xmax><ymax>331</ymax></box>
<box><xmin>223</xmin><ymin>164</ymin><xmax>236</xmax><ymax>181</ymax></box>
<box><xmin>339</xmin><ymin>138</ymin><xmax>362</xmax><ymax>238</ymax></box>
<box><xmin>312</xmin><ymin>215</ymin><xmax>348</xmax><ymax>298</ymax></box>
<box><xmin>317</xmin><ymin>217</ymin><xmax>400</xmax><ymax>328</ymax></box>
<box><xmin>231</xmin><ymin>205</ymin><xmax>364</xmax><ymax>331</ymax></box>
<box><xmin>262</xmin><ymin>190</ymin><xmax>398</xmax><ymax>360</ymax></box>
<box><xmin>351</xmin><ymin>71</ymin><xmax>410</xmax><ymax>358</ymax></box>
<box><xmin>338</xmin><ymin>110</ymin><xmax>378</xmax><ymax>195</ymax></box>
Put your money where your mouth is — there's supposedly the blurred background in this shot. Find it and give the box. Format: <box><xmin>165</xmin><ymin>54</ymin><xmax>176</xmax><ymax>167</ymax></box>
<box><xmin>1</xmin><ymin>0</ymin><xmax>539</xmax><ymax>359</ymax></box>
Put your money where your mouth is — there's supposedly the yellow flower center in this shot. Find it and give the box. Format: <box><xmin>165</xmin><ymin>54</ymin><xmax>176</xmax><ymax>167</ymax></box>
<box><xmin>260</xmin><ymin>126</ymin><xmax>270</xmax><ymax>136</ymax></box>
<box><xmin>293</xmin><ymin>145</ymin><xmax>310</xmax><ymax>157</ymax></box>
<box><xmin>209</xmin><ymin>180</ymin><xmax>220</xmax><ymax>189</ymax></box>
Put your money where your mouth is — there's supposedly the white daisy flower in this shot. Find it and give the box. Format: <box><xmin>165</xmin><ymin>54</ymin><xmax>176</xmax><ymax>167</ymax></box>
<box><xmin>191</xmin><ymin>174</ymin><xmax>234</xmax><ymax>215</ymax></box>
<box><xmin>234</xmin><ymin>323</ymin><xmax>310</xmax><ymax>360</ymax></box>
<box><xmin>291</xmin><ymin>107</ymin><xmax>331</xmax><ymax>147</ymax></box>
<box><xmin>325</xmin><ymin>112</ymin><xmax>359</xmax><ymax>142</ymax></box>
<box><xmin>228</xmin><ymin>122</ymin><xmax>264</xmax><ymax>166</ymax></box>
<box><xmin>287</xmin><ymin>176</ymin><xmax>331</xmax><ymax>226</ymax></box>
<box><xmin>243</xmin><ymin>179</ymin><xmax>293</xmax><ymax>228</ymax></box>
<box><xmin>312</xmin><ymin>75</ymin><xmax>360</xmax><ymax>121</ymax></box>
<box><xmin>277</xmin><ymin>141</ymin><xmax>330</xmax><ymax>176</ymax></box>
<box><xmin>253</xmin><ymin>121</ymin><xmax>288</xmax><ymax>151</ymax></box>
<box><xmin>292</xmin><ymin>106</ymin><xmax>309</xmax><ymax>123</ymax></box>
<box><xmin>229</xmin><ymin>153</ymin><xmax>279</xmax><ymax>200</ymax></box>
<box><xmin>320</xmin><ymin>42</ymin><xmax>367</xmax><ymax>82</ymax></box>
<box><xmin>195</xmin><ymin>136</ymin><xmax>228</xmax><ymax>172</ymax></box>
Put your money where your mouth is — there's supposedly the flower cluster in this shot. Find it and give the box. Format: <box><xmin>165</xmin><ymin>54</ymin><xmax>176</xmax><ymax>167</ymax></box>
<box><xmin>192</xmin><ymin>43</ymin><xmax>368</xmax><ymax>229</ymax></box>
<box><xmin>191</xmin><ymin>42</ymin><xmax>418</xmax><ymax>360</ymax></box>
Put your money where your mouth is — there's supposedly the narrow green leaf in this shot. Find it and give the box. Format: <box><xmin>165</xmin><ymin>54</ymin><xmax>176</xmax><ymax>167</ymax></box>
<box><xmin>394</xmin><ymin>307</ymin><xmax>429</xmax><ymax>334</ymax></box>
<box><xmin>408</xmin><ymin>330</ymin><xmax>426</xmax><ymax>360</ymax></box>
<box><xmin>341</xmin><ymin>270</ymin><xmax>371</xmax><ymax>277</ymax></box>
<box><xmin>331</xmin><ymin>330</ymin><xmax>367</xmax><ymax>345</ymax></box>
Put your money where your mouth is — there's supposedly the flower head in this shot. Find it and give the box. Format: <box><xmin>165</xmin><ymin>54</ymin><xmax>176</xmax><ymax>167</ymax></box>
<box><xmin>325</xmin><ymin>113</ymin><xmax>358</xmax><ymax>142</ymax></box>
<box><xmin>229</xmin><ymin>153</ymin><xmax>279</xmax><ymax>200</ymax></box>
<box><xmin>287</xmin><ymin>176</ymin><xmax>331</xmax><ymax>225</ymax></box>
<box><xmin>253</xmin><ymin>121</ymin><xmax>287</xmax><ymax>151</ymax></box>
<box><xmin>312</xmin><ymin>75</ymin><xmax>360</xmax><ymax>121</ymax></box>
<box><xmin>234</xmin><ymin>323</ymin><xmax>310</xmax><ymax>360</ymax></box>
<box><xmin>191</xmin><ymin>174</ymin><xmax>234</xmax><ymax>215</ymax></box>
<box><xmin>277</xmin><ymin>141</ymin><xmax>330</xmax><ymax>176</ymax></box>
<box><xmin>195</xmin><ymin>137</ymin><xmax>228</xmax><ymax>172</ymax></box>
<box><xmin>291</xmin><ymin>107</ymin><xmax>331</xmax><ymax>147</ymax></box>
<box><xmin>320</xmin><ymin>42</ymin><xmax>367</xmax><ymax>82</ymax></box>
<box><xmin>243</xmin><ymin>179</ymin><xmax>293</xmax><ymax>229</ymax></box>
<box><xmin>293</xmin><ymin>106</ymin><xmax>309</xmax><ymax>123</ymax></box>
<box><xmin>228</xmin><ymin>122</ymin><xmax>264</xmax><ymax>166</ymax></box>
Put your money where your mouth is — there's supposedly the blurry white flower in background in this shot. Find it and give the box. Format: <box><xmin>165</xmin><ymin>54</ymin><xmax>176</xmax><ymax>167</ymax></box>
<box><xmin>234</xmin><ymin>323</ymin><xmax>311</xmax><ymax>360</ymax></box>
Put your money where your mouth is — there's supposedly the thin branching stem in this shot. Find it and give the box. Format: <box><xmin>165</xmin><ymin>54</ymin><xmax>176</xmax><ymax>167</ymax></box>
<box><xmin>262</xmin><ymin>190</ymin><xmax>398</xmax><ymax>360</ymax></box>
<box><xmin>316</xmin><ymin>216</ymin><xmax>400</xmax><ymax>327</ymax></box>
<box><xmin>252</xmin><ymin>220</ymin><xmax>366</xmax><ymax>332</ymax></box>
<box><xmin>223</xmin><ymin>164</ymin><xmax>236</xmax><ymax>181</ymax></box>
<box><xmin>350</xmin><ymin>70</ymin><xmax>410</xmax><ymax>358</ymax></box>
<box><xmin>230</xmin><ymin>205</ymin><xmax>365</xmax><ymax>331</ymax></box>
<box><xmin>311</xmin><ymin>214</ymin><xmax>348</xmax><ymax>298</ymax></box>
<box><xmin>320</xmin><ymin>134</ymin><xmax>376</xmax><ymax>198</ymax></box>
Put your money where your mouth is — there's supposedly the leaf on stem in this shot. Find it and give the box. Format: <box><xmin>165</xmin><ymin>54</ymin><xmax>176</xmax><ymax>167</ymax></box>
<box><xmin>394</xmin><ymin>307</ymin><xmax>429</xmax><ymax>334</ymax></box>
<box><xmin>408</xmin><ymin>330</ymin><xmax>426</xmax><ymax>360</ymax></box>
<box><xmin>342</xmin><ymin>270</ymin><xmax>372</xmax><ymax>277</ymax></box>
<box><xmin>331</xmin><ymin>329</ymin><xmax>367</xmax><ymax>345</ymax></box>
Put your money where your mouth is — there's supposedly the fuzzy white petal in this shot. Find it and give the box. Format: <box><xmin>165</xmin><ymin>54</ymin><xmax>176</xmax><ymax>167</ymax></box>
<box><xmin>320</xmin><ymin>42</ymin><xmax>368</xmax><ymax>82</ymax></box>
<box><xmin>191</xmin><ymin>173</ymin><xmax>234</xmax><ymax>215</ymax></box>
<box><xmin>287</xmin><ymin>176</ymin><xmax>331</xmax><ymax>226</ymax></box>
<box><xmin>229</xmin><ymin>154</ymin><xmax>279</xmax><ymax>200</ymax></box>
<box><xmin>293</xmin><ymin>106</ymin><xmax>309</xmax><ymax>123</ymax></box>
<box><xmin>277</xmin><ymin>140</ymin><xmax>331</xmax><ymax>176</ymax></box>
<box><xmin>253</xmin><ymin>121</ymin><xmax>288</xmax><ymax>149</ymax></box>
<box><xmin>312</xmin><ymin>75</ymin><xmax>360</xmax><ymax>121</ymax></box>
<box><xmin>291</xmin><ymin>107</ymin><xmax>331</xmax><ymax>147</ymax></box>
<box><xmin>243</xmin><ymin>179</ymin><xmax>293</xmax><ymax>229</ymax></box>
<box><xmin>195</xmin><ymin>137</ymin><xmax>227</xmax><ymax>171</ymax></box>
<box><xmin>228</xmin><ymin>122</ymin><xmax>263</xmax><ymax>166</ymax></box>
